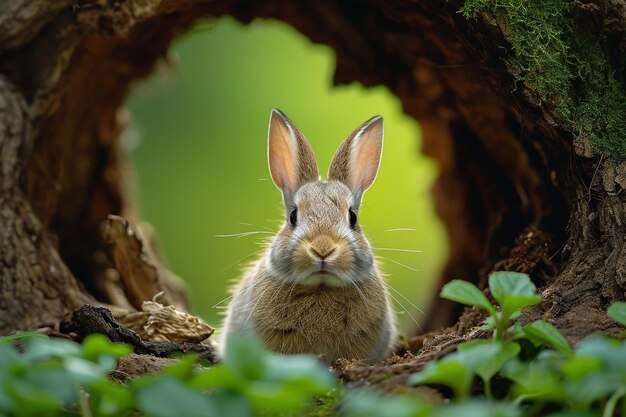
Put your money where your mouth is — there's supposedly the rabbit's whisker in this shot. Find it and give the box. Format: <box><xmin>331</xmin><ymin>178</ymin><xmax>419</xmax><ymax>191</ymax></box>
<box><xmin>351</xmin><ymin>280</ymin><xmax>373</xmax><ymax>308</ymax></box>
<box><xmin>376</xmin><ymin>255</ymin><xmax>420</xmax><ymax>272</ymax></box>
<box><xmin>212</xmin><ymin>293</ymin><xmax>236</xmax><ymax>309</ymax></box>
<box><xmin>373</xmin><ymin>247</ymin><xmax>423</xmax><ymax>253</ymax></box>
<box><xmin>384</xmin><ymin>228</ymin><xmax>416</xmax><ymax>232</ymax></box>
<box><xmin>383</xmin><ymin>283</ymin><xmax>426</xmax><ymax>315</ymax></box>
<box><xmin>231</xmin><ymin>279</ymin><xmax>266</xmax><ymax>312</ymax></box>
<box><xmin>266</xmin><ymin>279</ymin><xmax>289</xmax><ymax>312</ymax></box>
<box><xmin>237</xmin><ymin>221</ymin><xmax>275</xmax><ymax>232</ymax></box>
<box><xmin>256</xmin><ymin>280</ymin><xmax>291</xmax><ymax>333</ymax></box>
<box><xmin>386</xmin><ymin>291</ymin><xmax>421</xmax><ymax>329</ymax></box>
<box><xmin>215</xmin><ymin>231</ymin><xmax>275</xmax><ymax>238</ymax></box>
<box><xmin>214</xmin><ymin>274</ymin><xmax>267</xmax><ymax>310</ymax></box>
<box><xmin>267</xmin><ymin>279</ymin><xmax>300</xmax><ymax>321</ymax></box>
<box><xmin>219</xmin><ymin>248</ymin><xmax>266</xmax><ymax>273</ymax></box>
<box><xmin>244</xmin><ymin>286</ymin><xmax>271</xmax><ymax>323</ymax></box>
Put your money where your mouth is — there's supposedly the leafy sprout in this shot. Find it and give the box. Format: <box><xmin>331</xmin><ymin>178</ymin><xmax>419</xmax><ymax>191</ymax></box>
<box><xmin>440</xmin><ymin>272</ymin><xmax>541</xmax><ymax>341</ymax></box>
<box><xmin>410</xmin><ymin>274</ymin><xmax>626</xmax><ymax>416</ymax></box>
<box><xmin>0</xmin><ymin>332</ymin><xmax>335</xmax><ymax>417</ymax></box>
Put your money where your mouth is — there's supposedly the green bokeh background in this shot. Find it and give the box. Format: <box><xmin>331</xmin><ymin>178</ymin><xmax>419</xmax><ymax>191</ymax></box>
<box><xmin>125</xmin><ymin>17</ymin><xmax>447</xmax><ymax>331</ymax></box>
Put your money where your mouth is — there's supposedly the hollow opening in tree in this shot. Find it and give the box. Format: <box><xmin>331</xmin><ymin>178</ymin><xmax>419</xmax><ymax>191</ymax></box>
<box><xmin>124</xmin><ymin>17</ymin><xmax>447</xmax><ymax>330</ymax></box>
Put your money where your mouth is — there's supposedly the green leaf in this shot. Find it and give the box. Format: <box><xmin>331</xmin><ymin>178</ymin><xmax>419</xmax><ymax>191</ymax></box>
<box><xmin>432</xmin><ymin>400</ymin><xmax>521</xmax><ymax>417</ymax></box>
<box><xmin>482</xmin><ymin>315</ymin><xmax>497</xmax><ymax>330</ymax></box>
<box><xmin>576</xmin><ymin>336</ymin><xmax>626</xmax><ymax>374</ymax></box>
<box><xmin>63</xmin><ymin>356</ymin><xmax>110</xmax><ymax>385</ymax></box>
<box><xmin>0</xmin><ymin>382</ymin><xmax>14</xmax><ymax>415</ymax></box>
<box><xmin>561</xmin><ymin>355</ymin><xmax>602</xmax><ymax>380</ymax></box>
<box><xmin>89</xmin><ymin>379</ymin><xmax>134</xmax><ymax>417</ymax></box>
<box><xmin>522</xmin><ymin>320</ymin><xmax>572</xmax><ymax>354</ymax></box>
<box><xmin>0</xmin><ymin>342</ymin><xmax>24</xmax><ymax>374</ymax></box>
<box><xmin>0</xmin><ymin>332</ymin><xmax>47</xmax><ymax>342</ymax></box>
<box><xmin>408</xmin><ymin>359</ymin><xmax>472</xmax><ymax>399</ymax></box>
<box><xmin>441</xmin><ymin>280</ymin><xmax>495</xmax><ymax>314</ymax></box>
<box><xmin>342</xmin><ymin>389</ymin><xmax>430</xmax><ymax>417</ymax></box>
<box><xmin>246</xmin><ymin>380</ymin><xmax>318</xmax><ymax>413</ymax></box>
<box><xmin>488</xmin><ymin>272</ymin><xmax>541</xmax><ymax>318</ymax></box>
<box><xmin>195</xmin><ymin>334</ymin><xmax>335</xmax><ymax>415</ymax></box>
<box><xmin>190</xmin><ymin>366</ymin><xmax>243</xmax><ymax>390</ymax></box>
<box><xmin>263</xmin><ymin>354</ymin><xmax>334</xmax><ymax>391</ymax></box>
<box><xmin>564</xmin><ymin>372</ymin><xmax>621</xmax><ymax>409</ymax></box>
<box><xmin>21</xmin><ymin>335</ymin><xmax>81</xmax><ymax>361</ymax></box>
<box><xmin>21</xmin><ymin>366</ymin><xmax>77</xmax><ymax>405</ymax></box>
<box><xmin>209</xmin><ymin>391</ymin><xmax>253</xmax><ymax>417</ymax></box>
<box><xmin>3</xmin><ymin>378</ymin><xmax>63</xmax><ymax>416</ymax></box>
<box><xmin>135</xmin><ymin>376</ymin><xmax>216</xmax><ymax>417</ymax></box>
<box><xmin>457</xmin><ymin>340</ymin><xmax>520</xmax><ymax>382</ymax></box>
<box><xmin>502</xmin><ymin>357</ymin><xmax>565</xmax><ymax>402</ymax></box>
<box><xmin>607</xmin><ymin>302</ymin><xmax>626</xmax><ymax>326</ymax></box>
<box><xmin>488</xmin><ymin>271</ymin><xmax>537</xmax><ymax>300</ymax></box>
<box><xmin>222</xmin><ymin>335</ymin><xmax>268</xmax><ymax>380</ymax></box>
<box><xmin>162</xmin><ymin>353</ymin><xmax>199</xmax><ymax>380</ymax></box>
<box><xmin>81</xmin><ymin>333</ymin><xmax>131</xmax><ymax>363</ymax></box>
<box><xmin>244</xmin><ymin>353</ymin><xmax>334</xmax><ymax>413</ymax></box>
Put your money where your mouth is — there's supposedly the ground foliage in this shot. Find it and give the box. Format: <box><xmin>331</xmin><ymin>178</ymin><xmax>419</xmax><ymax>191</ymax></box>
<box><xmin>1</xmin><ymin>272</ymin><xmax>625</xmax><ymax>417</ymax></box>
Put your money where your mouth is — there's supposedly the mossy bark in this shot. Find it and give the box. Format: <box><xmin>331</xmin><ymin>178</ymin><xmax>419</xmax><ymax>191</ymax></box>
<box><xmin>1</xmin><ymin>0</ymin><xmax>624</xmax><ymax>350</ymax></box>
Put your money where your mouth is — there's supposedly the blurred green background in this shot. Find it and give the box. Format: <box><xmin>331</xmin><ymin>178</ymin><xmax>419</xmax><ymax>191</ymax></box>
<box><xmin>124</xmin><ymin>17</ymin><xmax>446</xmax><ymax>332</ymax></box>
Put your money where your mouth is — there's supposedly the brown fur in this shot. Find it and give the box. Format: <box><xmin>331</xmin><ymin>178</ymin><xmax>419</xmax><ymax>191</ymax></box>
<box><xmin>252</xmin><ymin>271</ymin><xmax>388</xmax><ymax>361</ymax></box>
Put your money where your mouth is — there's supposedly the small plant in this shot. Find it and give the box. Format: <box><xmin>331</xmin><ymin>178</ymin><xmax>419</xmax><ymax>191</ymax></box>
<box><xmin>0</xmin><ymin>333</ymin><xmax>335</xmax><ymax>417</ymax></box>
<box><xmin>0</xmin><ymin>333</ymin><xmax>132</xmax><ymax>417</ymax></box>
<box><xmin>440</xmin><ymin>271</ymin><xmax>542</xmax><ymax>341</ymax></box>
<box><xmin>409</xmin><ymin>339</ymin><xmax>521</xmax><ymax>399</ymax></box>
<box><xmin>341</xmin><ymin>388</ymin><xmax>522</xmax><ymax>417</ymax></box>
<box><xmin>408</xmin><ymin>271</ymin><xmax>626</xmax><ymax>416</ymax></box>
<box><xmin>184</xmin><ymin>335</ymin><xmax>335</xmax><ymax>416</ymax></box>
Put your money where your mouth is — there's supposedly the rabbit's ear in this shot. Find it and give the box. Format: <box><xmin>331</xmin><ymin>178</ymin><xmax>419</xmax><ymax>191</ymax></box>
<box><xmin>268</xmin><ymin>109</ymin><xmax>319</xmax><ymax>204</ymax></box>
<box><xmin>328</xmin><ymin>116</ymin><xmax>383</xmax><ymax>207</ymax></box>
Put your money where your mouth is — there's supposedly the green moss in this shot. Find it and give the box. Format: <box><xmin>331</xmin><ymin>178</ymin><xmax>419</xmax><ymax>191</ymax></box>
<box><xmin>461</xmin><ymin>0</ymin><xmax>626</xmax><ymax>157</ymax></box>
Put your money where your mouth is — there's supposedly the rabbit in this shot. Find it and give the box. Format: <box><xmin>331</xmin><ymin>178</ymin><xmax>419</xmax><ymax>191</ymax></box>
<box><xmin>218</xmin><ymin>109</ymin><xmax>396</xmax><ymax>362</ymax></box>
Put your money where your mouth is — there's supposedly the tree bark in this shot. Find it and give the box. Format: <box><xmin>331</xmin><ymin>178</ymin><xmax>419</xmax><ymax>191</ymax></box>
<box><xmin>1</xmin><ymin>0</ymin><xmax>624</xmax><ymax>345</ymax></box>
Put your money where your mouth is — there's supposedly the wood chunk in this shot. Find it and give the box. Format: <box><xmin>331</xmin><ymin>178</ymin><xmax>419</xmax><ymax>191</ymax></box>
<box><xmin>103</xmin><ymin>215</ymin><xmax>173</xmax><ymax>310</ymax></box>
<box><xmin>118</xmin><ymin>293</ymin><xmax>214</xmax><ymax>344</ymax></box>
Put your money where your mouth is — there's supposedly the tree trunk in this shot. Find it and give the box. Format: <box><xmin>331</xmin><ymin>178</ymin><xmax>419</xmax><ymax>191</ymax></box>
<box><xmin>1</xmin><ymin>0</ymin><xmax>624</xmax><ymax>344</ymax></box>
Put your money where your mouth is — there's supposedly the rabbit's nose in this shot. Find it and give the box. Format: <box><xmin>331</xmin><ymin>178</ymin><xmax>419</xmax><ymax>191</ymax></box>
<box><xmin>309</xmin><ymin>237</ymin><xmax>337</xmax><ymax>260</ymax></box>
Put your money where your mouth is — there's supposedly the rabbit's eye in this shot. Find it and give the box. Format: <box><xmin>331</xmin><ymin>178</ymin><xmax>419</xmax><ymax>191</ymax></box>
<box><xmin>289</xmin><ymin>208</ymin><xmax>298</xmax><ymax>226</ymax></box>
<box><xmin>349</xmin><ymin>209</ymin><xmax>357</xmax><ymax>228</ymax></box>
